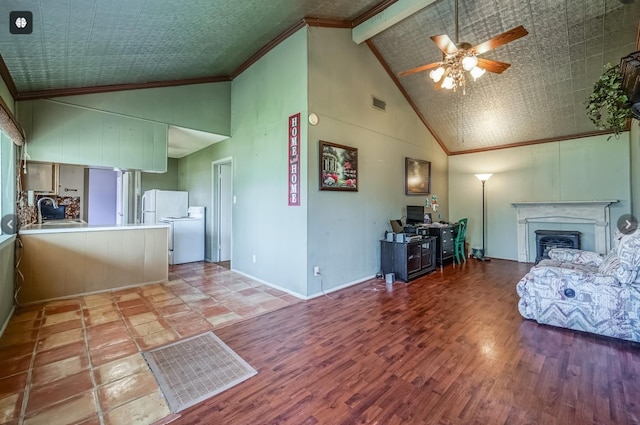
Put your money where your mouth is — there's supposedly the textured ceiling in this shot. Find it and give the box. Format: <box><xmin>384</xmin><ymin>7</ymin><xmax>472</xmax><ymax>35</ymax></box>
<box><xmin>0</xmin><ymin>0</ymin><xmax>377</xmax><ymax>91</ymax></box>
<box><xmin>0</xmin><ymin>0</ymin><xmax>639</xmax><ymax>154</ymax></box>
<box><xmin>373</xmin><ymin>0</ymin><xmax>640</xmax><ymax>152</ymax></box>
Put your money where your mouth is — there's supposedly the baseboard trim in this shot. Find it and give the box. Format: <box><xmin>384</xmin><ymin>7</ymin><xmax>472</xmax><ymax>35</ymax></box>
<box><xmin>0</xmin><ymin>305</ymin><xmax>15</xmax><ymax>338</ymax></box>
<box><xmin>230</xmin><ymin>269</ymin><xmax>376</xmax><ymax>300</ymax></box>
<box><xmin>230</xmin><ymin>269</ymin><xmax>306</xmax><ymax>300</ymax></box>
<box><xmin>16</xmin><ymin>279</ymin><xmax>167</xmax><ymax>306</ymax></box>
<box><xmin>306</xmin><ymin>275</ymin><xmax>377</xmax><ymax>300</ymax></box>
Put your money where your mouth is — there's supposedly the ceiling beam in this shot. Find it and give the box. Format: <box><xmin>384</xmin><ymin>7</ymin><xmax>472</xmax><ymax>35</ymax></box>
<box><xmin>352</xmin><ymin>0</ymin><xmax>438</xmax><ymax>44</ymax></box>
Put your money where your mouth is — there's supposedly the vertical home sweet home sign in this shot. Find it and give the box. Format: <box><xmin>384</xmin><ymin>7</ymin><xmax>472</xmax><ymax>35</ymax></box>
<box><xmin>288</xmin><ymin>113</ymin><xmax>301</xmax><ymax>206</ymax></box>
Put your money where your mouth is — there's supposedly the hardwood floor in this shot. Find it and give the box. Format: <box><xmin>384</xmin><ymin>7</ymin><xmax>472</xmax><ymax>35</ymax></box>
<box><xmin>173</xmin><ymin>259</ymin><xmax>640</xmax><ymax>425</ymax></box>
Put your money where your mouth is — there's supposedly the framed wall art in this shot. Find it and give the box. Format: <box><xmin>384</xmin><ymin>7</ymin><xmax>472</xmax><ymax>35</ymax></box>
<box><xmin>405</xmin><ymin>157</ymin><xmax>431</xmax><ymax>195</ymax></box>
<box><xmin>319</xmin><ymin>140</ymin><xmax>358</xmax><ymax>191</ymax></box>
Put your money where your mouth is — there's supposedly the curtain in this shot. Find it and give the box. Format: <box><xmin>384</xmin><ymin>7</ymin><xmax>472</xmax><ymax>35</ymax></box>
<box><xmin>0</xmin><ymin>96</ymin><xmax>24</xmax><ymax>146</ymax></box>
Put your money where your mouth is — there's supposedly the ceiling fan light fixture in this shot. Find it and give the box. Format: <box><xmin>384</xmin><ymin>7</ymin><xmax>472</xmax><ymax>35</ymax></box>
<box><xmin>461</xmin><ymin>54</ymin><xmax>478</xmax><ymax>71</ymax></box>
<box><xmin>429</xmin><ymin>66</ymin><xmax>445</xmax><ymax>82</ymax></box>
<box><xmin>470</xmin><ymin>66</ymin><xmax>486</xmax><ymax>80</ymax></box>
<box><xmin>442</xmin><ymin>76</ymin><xmax>455</xmax><ymax>90</ymax></box>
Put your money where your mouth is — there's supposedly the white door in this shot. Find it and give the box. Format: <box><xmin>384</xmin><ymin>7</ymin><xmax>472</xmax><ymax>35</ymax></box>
<box><xmin>211</xmin><ymin>158</ymin><xmax>233</xmax><ymax>263</ymax></box>
<box><xmin>219</xmin><ymin>163</ymin><xmax>232</xmax><ymax>261</ymax></box>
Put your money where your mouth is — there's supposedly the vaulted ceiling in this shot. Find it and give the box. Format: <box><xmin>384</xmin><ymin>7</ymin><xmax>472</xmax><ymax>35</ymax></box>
<box><xmin>1</xmin><ymin>0</ymin><xmax>639</xmax><ymax>154</ymax></box>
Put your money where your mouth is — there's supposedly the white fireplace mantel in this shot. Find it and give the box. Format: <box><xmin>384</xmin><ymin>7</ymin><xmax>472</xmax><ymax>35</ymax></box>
<box><xmin>511</xmin><ymin>200</ymin><xmax>618</xmax><ymax>263</ymax></box>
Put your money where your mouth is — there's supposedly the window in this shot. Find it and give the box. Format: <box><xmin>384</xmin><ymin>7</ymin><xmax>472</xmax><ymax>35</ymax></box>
<box><xmin>0</xmin><ymin>130</ymin><xmax>16</xmax><ymax>238</ymax></box>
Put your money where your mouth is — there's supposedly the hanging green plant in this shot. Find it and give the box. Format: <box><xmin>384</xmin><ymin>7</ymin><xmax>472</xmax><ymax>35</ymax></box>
<box><xmin>585</xmin><ymin>63</ymin><xmax>632</xmax><ymax>139</ymax></box>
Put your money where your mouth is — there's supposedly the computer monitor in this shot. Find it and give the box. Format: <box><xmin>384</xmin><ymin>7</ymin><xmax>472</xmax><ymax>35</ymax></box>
<box><xmin>406</xmin><ymin>205</ymin><xmax>425</xmax><ymax>225</ymax></box>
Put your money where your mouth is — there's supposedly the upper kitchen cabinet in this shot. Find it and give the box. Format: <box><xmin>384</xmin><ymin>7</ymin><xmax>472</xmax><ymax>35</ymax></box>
<box><xmin>17</xmin><ymin>100</ymin><xmax>168</xmax><ymax>172</ymax></box>
<box><xmin>23</xmin><ymin>162</ymin><xmax>58</xmax><ymax>193</ymax></box>
<box><xmin>58</xmin><ymin>164</ymin><xmax>85</xmax><ymax>196</ymax></box>
<box><xmin>24</xmin><ymin>163</ymin><xmax>86</xmax><ymax>197</ymax></box>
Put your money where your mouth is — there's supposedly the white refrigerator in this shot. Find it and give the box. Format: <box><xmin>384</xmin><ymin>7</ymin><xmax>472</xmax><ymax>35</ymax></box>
<box><xmin>161</xmin><ymin>206</ymin><xmax>205</xmax><ymax>265</ymax></box>
<box><xmin>142</xmin><ymin>190</ymin><xmax>188</xmax><ymax>224</ymax></box>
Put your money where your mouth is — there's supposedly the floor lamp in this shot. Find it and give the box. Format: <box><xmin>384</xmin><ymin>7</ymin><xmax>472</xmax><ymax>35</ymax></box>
<box><xmin>474</xmin><ymin>173</ymin><xmax>493</xmax><ymax>261</ymax></box>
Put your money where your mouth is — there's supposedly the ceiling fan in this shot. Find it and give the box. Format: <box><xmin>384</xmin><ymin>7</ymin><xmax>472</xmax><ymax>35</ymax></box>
<box><xmin>398</xmin><ymin>0</ymin><xmax>528</xmax><ymax>92</ymax></box>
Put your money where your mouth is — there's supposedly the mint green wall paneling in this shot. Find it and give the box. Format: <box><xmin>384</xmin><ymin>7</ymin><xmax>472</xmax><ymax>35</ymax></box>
<box><xmin>167</xmin><ymin>87</ymin><xmax>190</xmax><ymax>129</ymax></box>
<box><xmin>0</xmin><ymin>238</ymin><xmax>15</xmax><ymax>335</ymax></box>
<box><xmin>53</xmin><ymin>82</ymin><xmax>232</xmax><ymax>136</ymax></box>
<box><xmin>28</xmin><ymin>100</ymin><xmax>64</xmax><ymax>163</ymax></box>
<box><xmin>0</xmin><ymin>79</ymin><xmax>13</xmax><ymax>115</ymax></box>
<box><xmin>120</xmin><ymin>91</ymin><xmax>148</xmax><ymax>121</ymax></box>
<box><xmin>631</xmin><ymin>121</ymin><xmax>640</xmax><ymax>216</ymax></box>
<box><xmin>559</xmin><ymin>134</ymin><xmax>631</xmax><ymax>233</ymax></box>
<box><xmin>306</xmin><ymin>27</ymin><xmax>448</xmax><ymax>296</ymax></box>
<box><xmin>16</xmin><ymin>100</ymin><xmax>31</xmax><ymax>139</ymax></box>
<box><xmin>101</xmin><ymin>114</ymin><xmax>122</xmax><ymax>167</ymax></box>
<box><xmin>63</xmin><ymin>108</ymin><xmax>95</xmax><ymax>164</ymax></box>
<box><xmin>18</xmin><ymin>100</ymin><xmax>167</xmax><ymax>171</ymax></box>
<box><xmin>229</xmin><ymin>30</ymin><xmax>308</xmax><ymax>296</ymax></box>
<box><xmin>153</xmin><ymin>123</ymin><xmax>168</xmax><ymax>172</ymax></box>
<box><xmin>178</xmin><ymin>29</ymin><xmax>308</xmax><ymax>296</ymax></box>
<box><xmin>142</xmin><ymin>158</ymin><xmax>178</xmax><ymax>192</ymax></box>
<box><xmin>177</xmin><ymin>140</ymin><xmax>233</xmax><ymax>260</ymax></box>
<box><xmin>449</xmin><ymin>134</ymin><xmax>631</xmax><ymax>261</ymax></box>
<box><xmin>119</xmin><ymin>121</ymin><xmax>145</xmax><ymax>170</ymax></box>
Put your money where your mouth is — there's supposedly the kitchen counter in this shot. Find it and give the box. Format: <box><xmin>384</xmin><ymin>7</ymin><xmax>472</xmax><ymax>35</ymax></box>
<box><xmin>20</xmin><ymin>221</ymin><xmax>169</xmax><ymax>234</ymax></box>
<box><xmin>17</xmin><ymin>224</ymin><xmax>169</xmax><ymax>304</ymax></box>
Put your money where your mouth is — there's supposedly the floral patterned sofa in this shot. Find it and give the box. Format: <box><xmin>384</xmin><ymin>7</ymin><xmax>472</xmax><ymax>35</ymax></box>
<box><xmin>516</xmin><ymin>230</ymin><xmax>640</xmax><ymax>343</ymax></box>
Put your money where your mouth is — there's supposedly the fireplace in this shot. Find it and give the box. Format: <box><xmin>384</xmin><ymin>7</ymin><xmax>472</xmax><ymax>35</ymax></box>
<box><xmin>535</xmin><ymin>230</ymin><xmax>581</xmax><ymax>263</ymax></box>
<box><xmin>511</xmin><ymin>200</ymin><xmax>617</xmax><ymax>263</ymax></box>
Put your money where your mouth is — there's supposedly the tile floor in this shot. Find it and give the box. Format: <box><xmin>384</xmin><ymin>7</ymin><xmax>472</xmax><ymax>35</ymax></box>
<box><xmin>0</xmin><ymin>262</ymin><xmax>300</xmax><ymax>425</ymax></box>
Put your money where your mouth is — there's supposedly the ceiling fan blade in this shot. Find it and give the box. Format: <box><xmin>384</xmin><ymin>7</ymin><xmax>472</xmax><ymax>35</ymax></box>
<box><xmin>473</xmin><ymin>25</ymin><xmax>528</xmax><ymax>55</ymax></box>
<box><xmin>430</xmin><ymin>34</ymin><xmax>458</xmax><ymax>55</ymax></box>
<box><xmin>476</xmin><ymin>58</ymin><xmax>511</xmax><ymax>74</ymax></box>
<box><xmin>398</xmin><ymin>62</ymin><xmax>442</xmax><ymax>77</ymax></box>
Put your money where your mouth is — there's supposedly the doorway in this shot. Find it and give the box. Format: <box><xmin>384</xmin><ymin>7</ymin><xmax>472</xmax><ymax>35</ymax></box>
<box><xmin>211</xmin><ymin>158</ymin><xmax>233</xmax><ymax>265</ymax></box>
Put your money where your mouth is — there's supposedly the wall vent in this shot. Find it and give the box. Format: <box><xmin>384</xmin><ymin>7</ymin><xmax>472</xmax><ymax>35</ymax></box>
<box><xmin>372</xmin><ymin>96</ymin><xmax>386</xmax><ymax>111</ymax></box>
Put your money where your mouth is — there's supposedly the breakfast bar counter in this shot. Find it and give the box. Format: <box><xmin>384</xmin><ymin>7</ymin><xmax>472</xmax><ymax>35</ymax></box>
<box><xmin>17</xmin><ymin>223</ymin><xmax>169</xmax><ymax>304</ymax></box>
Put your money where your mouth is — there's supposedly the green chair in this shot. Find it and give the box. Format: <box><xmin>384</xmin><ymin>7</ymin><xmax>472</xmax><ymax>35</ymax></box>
<box><xmin>454</xmin><ymin>218</ymin><xmax>468</xmax><ymax>264</ymax></box>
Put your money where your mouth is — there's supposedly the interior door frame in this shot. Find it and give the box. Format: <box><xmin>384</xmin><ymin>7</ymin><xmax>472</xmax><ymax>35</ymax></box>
<box><xmin>211</xmin><ymin>157</ymin><xmax>233</xmax><ymax>263</ymax></box>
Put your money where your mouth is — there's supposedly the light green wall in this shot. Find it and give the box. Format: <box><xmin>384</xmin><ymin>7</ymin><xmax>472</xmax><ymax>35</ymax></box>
<box><xmin>449</xmin><ymin>134</ymin><xmax>632</xmax><ymax>261</ymax></box>
<box><xmin>0</xmin><ymin>237</ymin><xmax>14</xmax><ymax>334</ymax></box>
<box><xmin>51</xmin><ymin>82</ymin><xmax>231</xmax><ymax>136</ymax></box>
<box><xmin>17</xmin><ymin>100</ymin><xmax>168</xmax><ymax>172</ymax></box>
<box><xmin>0</xmin><ymin>78</ymin><xmax>13</xmax><ymax>115</ymax></box>
<box><xmin>15</xmin><ymin>81</ymin><xmax>232</xmax><ymax>172</ymax></box>
<box><xmin>306</xmin><ymin>27</ymin><xmax>448</xmax><ymax>296</ymax></box>
<box><xmin>0</xmin><ymin>83</ymin><xmax>16</xmax><ymax>332</ymax></box>
<box><xmin>631</xmin><ymin>120</ymin><xmax>640</xmax><ymax>216</ymax></box>
<box><xmin>142</xmin><ymin>158</ymin><xmax>179</xmax><ymax>192</ymax></box>
<box><xmin>178</xmin><ymin>28</ymin><xmax>309</xmax><ymax>296</ymax></box>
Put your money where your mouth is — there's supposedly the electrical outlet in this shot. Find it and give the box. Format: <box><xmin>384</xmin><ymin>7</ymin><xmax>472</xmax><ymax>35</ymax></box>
<box><xmin>252</xmin><ymin>254</ymin><xmax>256</xmax><ymax>263</ymax></box>
<box><xmin>314</xmin><ymin>266</ymin><xmax>320</xmax><ymax>276</ymax></box>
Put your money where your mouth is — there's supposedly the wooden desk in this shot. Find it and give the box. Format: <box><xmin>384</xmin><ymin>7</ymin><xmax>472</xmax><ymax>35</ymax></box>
<box><xmin>427</xmin><ymin>225</ymin><xmax>456</xmax><ymax>268</ymax></box>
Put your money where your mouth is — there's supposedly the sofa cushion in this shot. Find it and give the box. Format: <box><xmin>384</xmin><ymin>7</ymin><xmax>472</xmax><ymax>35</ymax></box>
<box><xmin>599</xmin><ymin>251</ymin><xmax>637</xmax><ymax>284</ymax></box>
<box><xmin>530</xmin><ymin>264</ymin><xmax>617</xmax><ymax>285</ymax></box>
<box><xmin>537</xmin><ymin>259</ymin><xmax>598</xmax><ymax>274</ymax></box>
<box><xmin>617</xmin><ymin>231</ymin><xmax>640</xmax><ymax>271</ymax></box>
<box><xmin>547</xmin><ymin>248</ymin><xmax>604</xmax><ymax>267</ymax></box>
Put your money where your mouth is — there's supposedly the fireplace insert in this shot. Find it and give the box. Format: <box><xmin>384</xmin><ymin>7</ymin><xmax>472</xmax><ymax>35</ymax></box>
<box><xmin>535</xmin><ymin>230</ymin><xmax>581</xmax><ymax>263</ymax></box>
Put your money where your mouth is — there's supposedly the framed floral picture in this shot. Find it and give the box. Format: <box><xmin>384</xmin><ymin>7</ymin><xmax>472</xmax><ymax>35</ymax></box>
<box><xmin>319</xmin><ymin>141</ymin><xmax>358</xmax><ymax>191</ymax></box>
<box><xmin>405</xmin><ymin>157</ymin><xmax>431</xmax><ymax>195</ymax></box>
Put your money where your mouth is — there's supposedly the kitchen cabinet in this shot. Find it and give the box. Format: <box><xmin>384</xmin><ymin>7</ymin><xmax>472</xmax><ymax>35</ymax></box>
<box><xmin>24</xmin><ymin>162</ymin><xmax>59</xmax><ymax>193</ymax></box>
<box><xmin>58</xmin><ymin>164</ymin><xmax>85</xmax><ymax>196</ymax></box>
